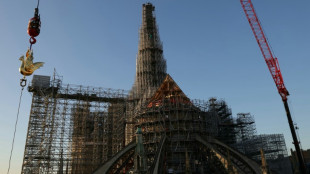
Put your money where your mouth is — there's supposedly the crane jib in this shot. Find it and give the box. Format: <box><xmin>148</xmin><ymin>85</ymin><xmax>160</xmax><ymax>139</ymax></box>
<box><xmin>240</xmin><ymin>1</ymin><xmax>307</xmax><ymax>173</ymax></box>
<box><xmin>240</xmin><ymin>0</ymin><xmax>288</xmax><ymax>101</ymax></box>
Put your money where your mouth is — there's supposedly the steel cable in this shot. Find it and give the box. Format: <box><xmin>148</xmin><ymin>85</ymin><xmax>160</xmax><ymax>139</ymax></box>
<box><xmin>7</xmin><ymin>87</ymin><xmax>24</xmax><ymax>174</ymax></box>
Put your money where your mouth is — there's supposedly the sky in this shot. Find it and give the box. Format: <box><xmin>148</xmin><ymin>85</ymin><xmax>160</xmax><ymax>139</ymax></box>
<box><xmin>0</xmin><ymin>0</ymin><xmax>309</xmax><ymax>173</ymax></box>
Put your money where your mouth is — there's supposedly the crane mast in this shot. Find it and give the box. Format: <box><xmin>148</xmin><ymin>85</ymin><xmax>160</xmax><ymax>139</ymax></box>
<box><xmin>240</xmin><ymin>0</ymin><xmax>307</xmax><ymax>173</ymax></box>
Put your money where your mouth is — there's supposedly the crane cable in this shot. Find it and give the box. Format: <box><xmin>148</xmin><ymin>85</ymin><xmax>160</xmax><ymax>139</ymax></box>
<box><xmin>8</xmin><ymin>1</ymin><xmax>42</xmax><ymax>172</ymax></box>
<box><xmin>7</xmin><ymin>86</ymin><xmax>25</xmax><ymax>174</ymax></box>
<box><xmin>37</xmin><ymin>0</ymin><xmax>40</xmax><ymax>9</ymax></box>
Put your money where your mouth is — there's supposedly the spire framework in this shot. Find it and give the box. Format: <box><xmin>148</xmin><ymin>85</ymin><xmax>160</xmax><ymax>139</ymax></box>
<box><xmin>131</xmin><ymin>3</ymin><xmax>167</xmax><ymax>98</ymax></box>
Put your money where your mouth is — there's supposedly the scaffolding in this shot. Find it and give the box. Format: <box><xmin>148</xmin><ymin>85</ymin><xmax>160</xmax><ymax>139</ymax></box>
<box><xmin>232</xmin><ymin>112</ymin><xmax>257</xmax><ymax>154</ymax></box>
<box><xmin>240</xmin><ymin>134</ymin><xmax>288</xmax><ymax>161</ymax></box>
<box><xmin>126</xmin><ymin>3</ymin><xmax>167</xmax><ymax>147</ymax></box>
<box><xmin>208</xmin><ymin>98</ymin><xmax>236</xmax><ymax>146</ymax></box>
<box><xmin>236</xmin><ymin>113</ymin><xmax>257</xmax><ymax>143</ymax></box>
<box><xmin>22</xmin><ymin>74</ymin><xmax>234</xmax><ymax>174</ymax></box>
<box><xmin>130</xmin><ymin>3</ymin><xmax>167</xmax><ymax>99</ymax></box>
<box><xmin>21</xmin><ymin>74</ymin><xmax>128</xmax><ymax>174</ymax></box>
<box><xmin>21</xmin><ymin>2</ymin><xmax>291</xmax><ymax>173</ymax></box>
<box><xmin>130</xmin><ymin>75</ymin><xmax>228</xmax><ymax>173</ymax></box>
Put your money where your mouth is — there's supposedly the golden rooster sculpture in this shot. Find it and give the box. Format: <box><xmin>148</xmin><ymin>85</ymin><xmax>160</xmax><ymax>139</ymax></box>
<box><xmin>19</xmin><ymin>49</ymin><xmax>44</xmax><ymax>76</ymax></box>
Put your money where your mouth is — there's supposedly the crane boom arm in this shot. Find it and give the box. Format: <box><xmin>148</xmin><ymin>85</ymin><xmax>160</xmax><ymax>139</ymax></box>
<box><xmin>240</xmin><ymin>1</ymin><xmax>307</xmax><ymax>173</ymax></box>
<box><xmin>240</xmin><ymin>0</ymin><xmax>288</xmax><ymax>101</ymax></box>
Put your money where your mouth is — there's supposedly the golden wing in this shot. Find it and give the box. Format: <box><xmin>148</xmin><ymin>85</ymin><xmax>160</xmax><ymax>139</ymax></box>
<box><xmin>31</xmin><ymin>62</ymin><xmax>44</xmax><ymax>71</ymax></box>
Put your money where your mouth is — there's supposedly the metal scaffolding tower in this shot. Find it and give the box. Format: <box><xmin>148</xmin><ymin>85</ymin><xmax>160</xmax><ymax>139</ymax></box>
<box><xmin>126</xmin><ymin>3</ymin><xmax>167</xmax><ymax>146</ymax></box>
<box><xmin>130</xmin><ymin>3</ymin><xmax>167</xmax><ymax>98</ymax></box>
<box><xmin>21</xmin><ymin>75</ymin><xmax>127</xmax><ymax>174</ymax></box>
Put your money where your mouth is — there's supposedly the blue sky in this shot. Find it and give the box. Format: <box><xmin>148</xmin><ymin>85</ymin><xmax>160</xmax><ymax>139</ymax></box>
<box><xmin>1</xmin><ymin>1</ymin><xmax>309</xmax><ymax>173</ymax></box>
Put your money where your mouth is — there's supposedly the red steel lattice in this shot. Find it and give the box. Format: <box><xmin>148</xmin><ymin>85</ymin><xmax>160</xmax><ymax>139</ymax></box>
<box><xmin>240</xmin><ymin>0</ymin><xmax>289</xmax><ymax>101</ymax></box>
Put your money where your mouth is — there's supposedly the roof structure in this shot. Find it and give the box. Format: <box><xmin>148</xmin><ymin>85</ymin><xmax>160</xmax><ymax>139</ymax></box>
<box><xmin>148</xmin><ymin>74</ymin><xmax>191</xmax><ymax>107</ymax></box>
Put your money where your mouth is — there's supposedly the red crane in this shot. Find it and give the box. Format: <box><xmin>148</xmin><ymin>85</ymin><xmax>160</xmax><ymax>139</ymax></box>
<box><xmin>240</xmin><ymin>0</ymin><xmax>307</xmax><ymax>173</ymax></box>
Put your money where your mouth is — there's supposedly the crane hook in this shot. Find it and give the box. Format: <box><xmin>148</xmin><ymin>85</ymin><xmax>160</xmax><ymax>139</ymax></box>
<box><xmin>20</xmin><ymin>77</ymin><xmax>27</xmax><ymax>87</ymax></box>
<box><xmin>27</xmin><ymin>8</ymin><xmax>41</xmax><ymax>47</ymax></box>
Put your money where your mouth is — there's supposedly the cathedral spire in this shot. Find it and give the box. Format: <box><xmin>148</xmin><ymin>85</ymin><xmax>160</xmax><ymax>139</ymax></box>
<box><xmin>131</xmin><ymin>3</ymin><xmax>167</xmax><ymax>99</ymax></box>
